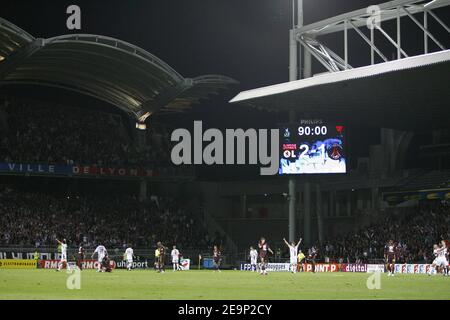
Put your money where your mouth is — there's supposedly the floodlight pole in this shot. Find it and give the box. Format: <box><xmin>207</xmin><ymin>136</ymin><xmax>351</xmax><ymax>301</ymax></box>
<box><xmin>287</xmin><ymin>46</ymin><xmax>297</xmax><ymax>243</ymax></box>
<box><xmin>302</xmin><ymin>46</ymin><xmax>312</xmax><ymax>247</ymax></box>
<box><xmin>288</xmin><ymin>0</ymin><xmax>312</xmax><ymax>245</ymax></box>
<box><xmin>287</xmin><ymin>1</ymin><xmax>300</xmax><ymax>244</ymax></box>
<box><xmin>288</xmin><ymin>0</ymin><xmax>310</xmax><ymax>244</ymax></box>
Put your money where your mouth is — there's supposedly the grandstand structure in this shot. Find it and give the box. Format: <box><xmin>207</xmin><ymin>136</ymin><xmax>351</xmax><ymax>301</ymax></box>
<box><xmin>383</xmin><ymin>169</ymin><xmax>450</xmax><ymax>204</ymax></box>
<box><xmin>0</xmin><ymin>17</ymin><xmax>239</xmax><ymax>257</ymax></box>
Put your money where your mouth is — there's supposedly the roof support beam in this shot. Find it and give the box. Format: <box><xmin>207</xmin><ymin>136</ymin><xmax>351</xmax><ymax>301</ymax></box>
<box><xmin>295</xmin><ymin>0</ymin><xmax>450</xmax><ymax>36</ymax></box>
<box><xmin>138</xmin><ymin>78</ymin><xmax>193</xmax><ymax>121</ymax></box>
<box><xmin>402</xmin><ymin>6</ymin><xmax>446</xmax><ymax>50</ymax></box>
<box><xmin>299</xmin><ymin>38</ymin><xmax>336</xmax><ymax>72</ymax></box>
<box><xmin>427</xmin><ymin>9</ymin><xmax>450</xmax><ymax>33</ymax></box>
<box><xmin>349</xmin><ymin>21</ymin><xmax>389</xmax><ymax>62</ymax></box>
<box><xmin>374</xmin><ymin>24</ymin><xmax>409</xmax><ymax>58</ymax></box>
<box><xmin>292</xmin><ymin>0</ymin><xmax>448</xmax><ymax>74</ymax></box>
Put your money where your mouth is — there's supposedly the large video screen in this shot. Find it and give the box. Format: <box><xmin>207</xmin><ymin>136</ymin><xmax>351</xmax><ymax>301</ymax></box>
<box><xmin>279</xmin><ymin>120</ymin><xmax>346</xmax><ymax>175</ymax></box>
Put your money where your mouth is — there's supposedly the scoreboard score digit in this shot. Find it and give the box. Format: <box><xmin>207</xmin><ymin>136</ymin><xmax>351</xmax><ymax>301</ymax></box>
<box><xmin>278</xmin><ymin>121</ymin><xmax>346</xmax><ymax>175</ymax></box>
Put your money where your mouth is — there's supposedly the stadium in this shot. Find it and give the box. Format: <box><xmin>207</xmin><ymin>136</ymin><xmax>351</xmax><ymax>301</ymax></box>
<box><xmin>0</xmin><ymin>0</ymin><xmax>449</xmax><ymax>304</ymax></box>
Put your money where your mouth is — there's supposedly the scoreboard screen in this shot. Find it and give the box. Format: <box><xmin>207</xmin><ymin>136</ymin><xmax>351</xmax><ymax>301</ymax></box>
<box><xmin>278</xmin><ymin>121</ymin><xmax>346</xmax><ymax>175</ymax></box>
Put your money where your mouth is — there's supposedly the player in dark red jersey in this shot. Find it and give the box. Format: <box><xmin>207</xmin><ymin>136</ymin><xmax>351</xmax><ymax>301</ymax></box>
<box><xmin>307</xmin><ymin>246</ymin><xmax>318</xmax><ymax>273</ymax></box>
<box><xmin>384</xmin><ymin>240</ymin><xmax>397</xmax><ymax>277</ymax></box>
<box><xmin>101</xmin><ymin>254</ymin><xmax>112</xmax><ymax>272</ymax></box>
<box><xmin>213</xmin><ymin>245</ymin><xmax>222</xmax><ymax>272</ymax></box>
<box><xmin>157</xmin><ymin>242</ymin><xmax>167</xmax><ymax>273</ymax></box>
<box><xmin>77</xmin><ymin>243</ymin><xmax>85</xmax><ymax>270</ymax></box>
<box><xmin>258</xmin><ymin>237</ymin><xmax>274</xmax><ymax>275</ymax></box>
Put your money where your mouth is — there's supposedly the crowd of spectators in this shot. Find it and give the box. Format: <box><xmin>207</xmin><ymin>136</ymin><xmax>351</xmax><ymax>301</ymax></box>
<box><xmin>315</xmin><ymin>201</ymin><xmax>450</xmax><ymax>264</ymax></box>
<box><xmin>1</xmin><ymin>97</ymin><xmax>448</xmax><ymax>263</ymax></box>
<box><xmin>0</xmin><ymin>187</ymin><xmax>212</xmax><ymax>250</ymax></box>
<box><xmin>0</xmin><ymin>98</ymin><xmax>172</xmax><ymax>167</ymax></box>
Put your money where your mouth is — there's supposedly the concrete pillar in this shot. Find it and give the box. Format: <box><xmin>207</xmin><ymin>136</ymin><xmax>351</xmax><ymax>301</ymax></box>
<box><xmin>380</xmin><ymin>128</ymin><xmax>413</xmax><ymax>172</ymax></box>
<box><xmin>323</xmin><ymin>191</ymin><xmax>329</xmax><ymax>218</ymax></box>
<box><xmin>336</xmin><ymin>193</ymin><xmax>340</xmax><ymax>217</ymax></box>
<box><xmin>139</xmin><ymin>179</ymin><xmax>147</xmax><ymax>202</ymax></box>
<box><xmin>288</xmin><ymin>179</ymin><xmax>296</xmax><ymax>242</ymax></box>
<box><xmin>328</xmin><ymin>190</ymin><xmax>333</xmax><ymax>217</ymax></box>
<box><xmin>371</xmin><ymin>187</ymin><xmax>379</xmax><ymax>210</ymax></box>
<box><xmin>303</xmin><ymin>180</ymin><xmax>311</xmax><ymax>245</ymax></box>
<box><xmin>241</xmin><ymin>194</ymin><xmax>247</xmax><ymax>218</ymax></box>
<box><xmin>347</xmin><ymin>192</ymin><xmax>352</xmax><ymax>217</ymax></box>
<box><xmin>316</xmin><ymin>184</ymin><xmax>324</xmax><ymax>244</ymax></box>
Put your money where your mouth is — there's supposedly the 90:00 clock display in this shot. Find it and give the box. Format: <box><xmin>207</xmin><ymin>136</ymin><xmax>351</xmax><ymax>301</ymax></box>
<box><xmin>298</xmin><ymin>126</ymin><xmax>328</xmax><ymax>136</ymax></box>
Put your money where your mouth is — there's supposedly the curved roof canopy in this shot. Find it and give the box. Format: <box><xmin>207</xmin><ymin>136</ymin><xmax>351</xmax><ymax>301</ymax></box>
<box><xmin>0</xmin><ymin>18</ymin><xmax>237</xmax><ymax>121</ymax></box>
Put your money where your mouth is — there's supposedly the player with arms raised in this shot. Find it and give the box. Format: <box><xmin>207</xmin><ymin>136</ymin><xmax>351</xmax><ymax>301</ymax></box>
<box><xmin>92</xmin><ymin>244</ymin><xmax>107</xmax><ymax>272</ymax></box>
<box><xmin>283</xmin><ymin>237</ymin><xmax>302</xmax><ymax>273</ymax></box>
<box><xmin>258</xmin><ymin>237</ymin><xmax>274</xmax><ymax>276</ymax></box>
<box><xmin>56</xmin><ymin>239</ymin><xmax>68</xmax><ymax>271</ymax></box>
<box><xmin>384</xmin><ymin>240</ymin><xmax>397</xmax><ymax>277</ymax></box>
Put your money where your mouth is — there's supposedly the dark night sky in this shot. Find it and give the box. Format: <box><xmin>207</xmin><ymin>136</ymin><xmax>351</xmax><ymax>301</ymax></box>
<box><xmin>3</xmin><ymin>0</ymin><xmax>447</xmax><ymax>95</ymax></box>
<box><xmin>2</xmin><ymin>0</ymin><xmax>448</xmax><ymax>179</ymax></box>
<box><xmin>3</xmin><ymin>0</ymin><xmax>416</xmax><ymax>89</ymax></box>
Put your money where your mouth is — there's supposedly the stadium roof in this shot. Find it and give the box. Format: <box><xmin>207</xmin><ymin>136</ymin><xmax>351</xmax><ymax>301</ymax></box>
<box><xmin>230</xmin><ymin>50</ymin><xmax>450</xmax><ymax>129</ymax></box>
<box><xmin>0</xmin><ymin>18</ymin><xmax>238</xmax><ymax>121</ymax></box>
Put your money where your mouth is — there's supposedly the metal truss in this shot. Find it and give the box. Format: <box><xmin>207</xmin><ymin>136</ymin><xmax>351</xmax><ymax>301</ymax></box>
<box><xmin>293</xmin><ymin>0</ymin><xmax>450</xmax><ymax>73</ymax></box>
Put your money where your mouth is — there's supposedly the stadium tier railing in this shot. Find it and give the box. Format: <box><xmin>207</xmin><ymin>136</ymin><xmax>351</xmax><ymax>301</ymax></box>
<box><xmin>0</xmin><ymin>246</ymin><xmax>417</xmax><ymax>267</ymax></box>
<box><xmin>0</xmin><ymin>246</ymin><xmax>226</xmax><ymax>265</ymax></box>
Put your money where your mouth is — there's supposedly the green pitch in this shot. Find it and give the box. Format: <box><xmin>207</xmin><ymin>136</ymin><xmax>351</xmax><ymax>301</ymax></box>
<box><xmin>1</xmin><ymin>269</ymin><xmax>449</xmax><ymax>300</ymax></box>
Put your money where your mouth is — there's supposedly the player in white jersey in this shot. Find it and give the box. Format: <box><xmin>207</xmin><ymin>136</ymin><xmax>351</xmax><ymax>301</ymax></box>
<box><xmin>429</xmin><ymin>242</ymin><xmax>448</xmax><ymax>276</ymax></box>
<box><xmin>124</xmin><ymin>247</ymin><xmax>135</xmax><ymax>271</ymax></box>
<box><xmin>92</xmin><ymin>244</ymin><xmax>107</xmax><ymax>272</ymax></box>
<box><xmin>436</xmin><ymin>240</ymin><xmax>449</xmax><ymax>276</ymax></box>
<box><xmin>283</xmin><ymin>237</ymin><xmax>302</xmax><ymax>273</ymax></box>
<box><xmin>171</xmin><ymin>246</ymin><xmax>181</xmax><ymax>271</ymax></box>
<box><xmin>429</xmin><ymin>244</ymin><xmax>440</xmax><ymax>276</ymax></box>
<box><xmin>249</xmin><ymin>246</ymin><xmax>258</xmax><ymax>272</ymax></box>
<box><xmin>56</xmin><ymin>239</ymin><xmax>68</xmax><ymax>271</ymax></box>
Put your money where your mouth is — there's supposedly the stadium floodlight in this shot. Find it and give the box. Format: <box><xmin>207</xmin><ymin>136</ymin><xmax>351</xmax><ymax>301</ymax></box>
<box><xmin>136</xmin><ymin>122</ymin><xmax>147</xmax><ymax>130</ymax></box>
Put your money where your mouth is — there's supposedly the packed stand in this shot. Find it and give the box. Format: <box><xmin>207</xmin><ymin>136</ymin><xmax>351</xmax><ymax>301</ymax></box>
<box><xmin>0</xmin><ymin>187</ymin><xmax>211</xmax><ymax>250</ymax></box>
<box><xmin>315</xmin><ymin>201</ymin><xmax>450</xmax><ymax>264</ymax></box>
<box><xmin>0</xmin><ymin>98</ymin><xmax>171</xmax><ymax>167</ymax></box>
